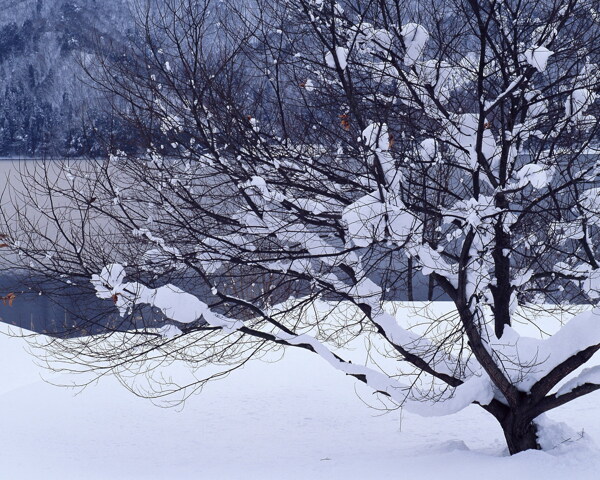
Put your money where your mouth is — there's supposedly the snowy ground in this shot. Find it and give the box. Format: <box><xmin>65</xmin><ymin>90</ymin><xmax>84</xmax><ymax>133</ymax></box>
<box><xmin>2</xmin><ymin>305</ymin><xmax>600</xmax><ymax>479</ymax></box>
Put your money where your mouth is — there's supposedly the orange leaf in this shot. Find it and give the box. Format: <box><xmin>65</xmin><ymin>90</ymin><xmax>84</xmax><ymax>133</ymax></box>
<box><xmin>339</xmin><ymin>114</ymin><xmax>351</xmax><ymax>131</ymax></box>
<box><xmin>1</xmin><ymin>293</ymin><xmax>16</xmax><ymax>307</ymax></box>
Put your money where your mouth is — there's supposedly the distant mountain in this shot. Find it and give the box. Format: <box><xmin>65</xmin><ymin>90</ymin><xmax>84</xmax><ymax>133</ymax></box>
<box><xmin>0</xmin><ymin>0</ymin><xmax>136</xmax><ymax>157</ymax></box>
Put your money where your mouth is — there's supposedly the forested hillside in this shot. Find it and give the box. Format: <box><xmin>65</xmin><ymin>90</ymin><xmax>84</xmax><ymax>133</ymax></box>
<box><xmin>0</xmin><ymin>0</ymin><xmax>136</xmax><ymax>156</ymax></box>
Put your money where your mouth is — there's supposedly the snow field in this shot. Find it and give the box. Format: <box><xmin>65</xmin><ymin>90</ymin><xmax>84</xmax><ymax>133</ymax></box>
<box><xmin>1</xmin><ymin>303</ymin><xmax>600</xmax><ymax>479</ymax></box>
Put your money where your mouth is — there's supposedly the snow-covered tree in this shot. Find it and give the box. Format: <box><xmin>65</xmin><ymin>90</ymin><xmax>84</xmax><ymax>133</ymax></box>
<box><xmin>5</xmin><ymin>0</ymin><xmax>600</xmax><ymax>454</ymax></box>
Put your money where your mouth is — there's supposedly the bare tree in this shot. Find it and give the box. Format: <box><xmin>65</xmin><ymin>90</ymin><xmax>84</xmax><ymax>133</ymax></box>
<box><xmin>4</xmin><ymin>0</ymin><xmax>600</xmax><ymax>454</ymax></box>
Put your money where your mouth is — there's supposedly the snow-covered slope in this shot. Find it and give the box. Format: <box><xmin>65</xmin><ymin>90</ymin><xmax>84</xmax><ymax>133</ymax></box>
<box><xmin>1</xmin><ymin>317</ymin><xmax>600</xmax><ymax>479</ymax></box>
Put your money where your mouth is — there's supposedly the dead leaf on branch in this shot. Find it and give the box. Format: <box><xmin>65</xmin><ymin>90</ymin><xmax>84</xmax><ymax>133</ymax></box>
<box><xmin>0</xmin><ymin>293</ymin><xmax>16</xmax><ymax>307</ymax></box>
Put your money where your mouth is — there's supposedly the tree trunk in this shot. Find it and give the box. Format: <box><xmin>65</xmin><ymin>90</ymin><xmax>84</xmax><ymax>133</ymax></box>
<box><xmin>501</xmin><ymin>414</ymin><xmax>541</xmax><ymax>454</ymax></box>
<box><xmin>407</xmin><ymin>257</ymin><xmax>414</xmax><ymax>302</ymax></box>
<box><xmin>428</xmin><ymin>276</ymin><xmax>434</xmax><ymax>301</ymax></box>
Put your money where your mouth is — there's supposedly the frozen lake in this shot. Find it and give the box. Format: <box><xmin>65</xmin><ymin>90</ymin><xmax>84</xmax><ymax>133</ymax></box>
<box><xmin>0</xmin><ymin>158</ymin><xmax>440</xmax><ymax>335</ymax></box>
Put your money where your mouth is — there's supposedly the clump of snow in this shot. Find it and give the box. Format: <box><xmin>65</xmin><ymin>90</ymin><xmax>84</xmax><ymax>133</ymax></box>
<box><xmin>565</xmin><ymin>88</ymin><xmax>596</xmax><ymax>126</ymax></box>
<box><xmin>325</xmin><ymin>46</ymin><xmax>349</xmax><ymax>70</ymax></box>
<box><xmin>355</xmin><ymin>23</ymin><xmax>393</xmax><ymax>53</ymax></box>
<box><xmin>362</xmin><ymin>123</ymin><xmax>389</xmax><ymax>151</ymax></box>
<box><xmin>91</xmin><ymin>263</ymin><xmax>235</xmax><ymax>327</ymax></box>
<box><xmin>401</xmin><ymin>23</ymin><xmax>429</xmax><ymax>66</ymax></box>
<box><xmin>524</xmin><ymin>46</ymin><xmax>553</xmax><ymax>72</ymax></box>
<box><xmin>420</xmin><ymin>138</ymin><xmax>438</xmax><ymax>161</ymax></box>
<box><xmin>580</xmin><ymin>187</ymin><xmax>600</xmax><ymax>214</ymax></box>
<box><xmin>342</xmin><ymin>191</ymin><xmax>420</xmax><ymax>247</ymax></box>
<box><xmin>91</xmin><ymin>263</ymin><xmax>125</xmax><ymax>298</ymax></box>
<box><xmin>442</xmin><ymin>195</ymin><xmax>500</xmax><ymax>229</ymax></box>
<box><xmin>443</xmin><ymin>114</ymin><xmax>497</xmax><ymax>169</ymax></box>
<box><xmin>407</xmin><ymin>243</ymin><xmax>458</xmax><ymax>285</ymax></box>
<box><xmin>525</xmin><ymin>90</ymin><xmax>548</xmax><ymax>119</ymax></box>
<box><xmin>341</xmin><ymin>192</ymin><xmax>387</xmax><ymax>247</ymax></box>
<box><xmin>516</xmin><ymin>163</ymin><xmax>555</xmax><ymax>190</ymax></box>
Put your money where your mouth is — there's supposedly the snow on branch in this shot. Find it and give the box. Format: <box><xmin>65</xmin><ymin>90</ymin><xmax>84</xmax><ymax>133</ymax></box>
<box><xmin>490</xmin><ymin>308</ymin><xmax>600</xmax><ymax>392</ymax></box>
<box><xmin>556</xmin><ymin>365</ymin><xmax>600</xmax><ymax>398</ymax></box>
<box><xmin>524</xmin><ymin>46</ymin><xmax>553</xmax><ymax>72</ymax></box>
<box><xmin>325</xmin><ymin>46</ymin><xmax>349</xmax><ymax>71</ymax></box>
<box><xmin>400</xmin><ymin>23</ymin><xmax>429</xmax><ymax>66</ymax></box>
<box><xmin>91</xmin><ymin>264</ymin><xmax>242</xmax><ymax>331</ymax></box>
<box><xmin>90</xmin><ymin>264</ymin><xmax>495</xmax><ymax>416</ymax></box>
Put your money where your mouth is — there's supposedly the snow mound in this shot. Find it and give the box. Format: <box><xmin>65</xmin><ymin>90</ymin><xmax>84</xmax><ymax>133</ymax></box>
<box><xmin>536</xmin><ymin>414</ymin><xmax>595</xmax><ymax>453</ymax></box>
